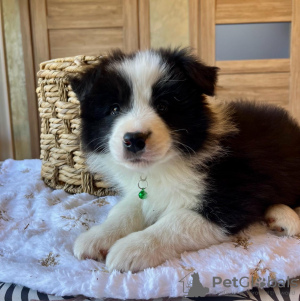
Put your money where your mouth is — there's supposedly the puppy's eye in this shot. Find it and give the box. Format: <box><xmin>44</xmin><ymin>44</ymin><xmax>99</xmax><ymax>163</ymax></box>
<box><xmin>156</xmin><ymin>103</ymin><xmax>167</xmax><ymax>112</ymax></box>
<box><xmin>110</xmin><ymin>104</ymin><xmax>120</xmax><ymax>116</ymax></box>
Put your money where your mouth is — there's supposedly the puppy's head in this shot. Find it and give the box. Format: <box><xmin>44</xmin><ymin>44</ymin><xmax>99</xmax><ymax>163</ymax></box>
<box><xmin>70</xmin><ymin>48</ymin><xmax>218</xmax><ymax>171</ymax></box>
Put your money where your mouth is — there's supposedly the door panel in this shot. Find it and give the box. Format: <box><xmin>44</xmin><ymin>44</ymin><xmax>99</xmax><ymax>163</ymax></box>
<box><xmin>215</xmin><ymin>22</ymin><xmax>291</xmax><ymax>61</ymax></box>
<box><xmin>46</xmin><ymin>0</ymin><xmax>123</xmax><ymax>29</ymax></box>
<box><xmin>216</xmin><ymin>0</ymin><xmax>292</xmax><ymax>23</ymax></box>
<box><xmin>217</xmin><ymin>73</ymin><xmax>290</xmax><ymax>108</ymax></box>
<box><xmin>49</xmin><ymin>28</ymin><xmax>123</xmax><ymax>58</ymax></box>
<box><xmin>216</xmin><ymin>59</ymin><xmax>290</xmax><ymax>74</ymax></box>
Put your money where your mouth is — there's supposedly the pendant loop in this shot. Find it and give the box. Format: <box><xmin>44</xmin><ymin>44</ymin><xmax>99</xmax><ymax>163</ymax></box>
<box><xmin>138</xmin><ymin>175</ymin><xmax>148</xmax><ymax>199</ymax></box>
<box><xmin>138</xmin><ymin>177</ymin><xmax>148</xmax><ymax>190</ymax></box>
<box><xmin>140</xmin><ymin>175</ymin><xmax>147</xmax><ymax>181</ymax></box>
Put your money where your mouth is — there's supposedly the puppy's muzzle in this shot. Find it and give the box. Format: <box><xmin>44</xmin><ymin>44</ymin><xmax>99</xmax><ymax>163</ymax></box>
<box><xmin>123</xmin><ymin>132</ymin><xmax>151</xmax><ymax>154</ymax></box>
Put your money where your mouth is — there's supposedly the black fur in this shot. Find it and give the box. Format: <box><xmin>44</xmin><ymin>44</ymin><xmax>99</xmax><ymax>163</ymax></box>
<box><xmin>152</xmin><ymin>49</ymin><xmax>217</xmax><ymax>153</ymax></box>
<box><xmin>69</xmin><ymin>51</ymin><xmax>132</xmax><ymax>153</ymax></box>
<box><xmin>157</xmin><ymin>48</ymin><xmax>219</xmax><ymax>96</ymax></box>
<box><xmin>199</xmin><ymin>101</ymin><xmax>300</xmax><ymax>234</ymax></box>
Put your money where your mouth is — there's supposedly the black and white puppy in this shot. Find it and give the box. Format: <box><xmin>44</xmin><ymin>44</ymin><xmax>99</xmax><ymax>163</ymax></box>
<box><xmin>70</xmin><ymin>48</ymin><xmax>300</xmax><ymax>272</ymax></box>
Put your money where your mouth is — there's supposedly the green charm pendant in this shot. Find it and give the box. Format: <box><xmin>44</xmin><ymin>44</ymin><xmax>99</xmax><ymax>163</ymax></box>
<box><xmin>138</xmin><ymin>188</ymin><xmax>148</xmax><ymax>199</ymax></box>
<box><xmin>138</xmin><ymin>175</ymin><xmax>148</xmax><ymax>200</ymax></box>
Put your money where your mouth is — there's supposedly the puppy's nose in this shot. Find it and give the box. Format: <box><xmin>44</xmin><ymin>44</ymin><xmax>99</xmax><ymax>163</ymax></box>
<box><xmin>123</xmin><ymin>132</ymin><xmax>150</xmax><ymax>153</ymax></box>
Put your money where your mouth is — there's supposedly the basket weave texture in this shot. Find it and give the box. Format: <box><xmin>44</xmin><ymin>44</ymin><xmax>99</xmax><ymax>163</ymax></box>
<box><xmin>36</xmin><ymin>55</ymin><xmax>116</xmax><ymax>196</ymax></box>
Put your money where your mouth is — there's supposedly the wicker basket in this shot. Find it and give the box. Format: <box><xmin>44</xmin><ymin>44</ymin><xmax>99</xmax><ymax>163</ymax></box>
<box><xmin>36</xmin><ymin>55</ymin><xmax>116</xmax><ymax>196</ymax></box>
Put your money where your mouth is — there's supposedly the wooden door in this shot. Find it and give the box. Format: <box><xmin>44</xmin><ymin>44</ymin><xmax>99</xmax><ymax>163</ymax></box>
<box><xmin>30</xmin><ymin>0</ymin><xmax>139</xmax><ymax>74</ymax></box>
<box><xmin>195</xmin><ymin>0</ymin><xmax>300</xmax><ymax>121</ymax></box>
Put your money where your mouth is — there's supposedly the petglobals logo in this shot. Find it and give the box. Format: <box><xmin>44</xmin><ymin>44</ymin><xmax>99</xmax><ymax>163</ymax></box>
<box><xmin>212</xmin><ymin>276</ymin><xmax>299</xmax><ymax>289</ymax></box>
<box><xmin>179</xmin><ymin>272</ymin><xmax>299</xmax><ymax>298</ymax></box>
<box><xmin>179</xmin><ymin>272</ymin><xmax>210</xmax><ymax>298</ymax></box>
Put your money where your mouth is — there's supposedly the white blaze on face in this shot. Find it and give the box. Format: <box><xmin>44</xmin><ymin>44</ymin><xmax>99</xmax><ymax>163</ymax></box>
<box><xmin>108</xmin><ymin>51</ymin><xmax>173</xmax><ymax>168</ymax></box>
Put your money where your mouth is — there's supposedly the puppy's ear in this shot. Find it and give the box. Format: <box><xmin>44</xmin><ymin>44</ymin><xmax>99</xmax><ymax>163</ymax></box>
<box><xmin>162</xmin><ymin>48</ymin><xmax>219</xmax><ymax>96</ymax></box>
<box><xmin>68</xmin><ymin>65</ymin><xmax>100</xmax><ymax>101</ymax></box>
<box><xmin>181</xmin><ymin>55</ymin><xmax>219</xmax><ymax>96</ymax></box>
<box><xmin>69</xmin><ymin>50</ymin><xmax>127</xmax><ymax>101</ymax></box>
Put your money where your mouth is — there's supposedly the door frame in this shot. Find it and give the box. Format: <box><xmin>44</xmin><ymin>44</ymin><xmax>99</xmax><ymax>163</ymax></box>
<box><xmin>20</xmin><ymin>0</ymin><xmax>40</xmax><ymax>159</ymax></box>
<box><xmin>0</xmin><ymin>0</ymin><xmax>14</xmax><ymax>160</ymax></box>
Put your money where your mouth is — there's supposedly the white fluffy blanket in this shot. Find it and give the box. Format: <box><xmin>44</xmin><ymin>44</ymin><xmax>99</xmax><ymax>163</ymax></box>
<box><xmin>1</xmin><ymin>159</ymin><xmax>300</xmax><ymax>299</ymax></box>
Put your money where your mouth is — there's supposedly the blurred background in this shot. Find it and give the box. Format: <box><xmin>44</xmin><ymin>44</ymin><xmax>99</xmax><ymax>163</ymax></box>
<box><xmin>0</xmin><ymin>0</ymin><xmax>299</xmax><ymax>161</ymax></box>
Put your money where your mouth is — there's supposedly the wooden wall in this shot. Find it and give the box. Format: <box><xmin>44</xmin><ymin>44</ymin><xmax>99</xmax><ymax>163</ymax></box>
<box><xmin>149</xmin><ymin>0</ymin><xmax>189</xmax><ymax>49</ymax></box>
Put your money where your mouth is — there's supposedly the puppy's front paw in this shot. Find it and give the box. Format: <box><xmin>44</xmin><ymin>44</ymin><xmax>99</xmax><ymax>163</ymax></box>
<box><xmin>106</xmin><ymin>232</ymin><xmax>171</xmax><ymax>272</ymax></box>
<box><xmin>73</xmin><ymin>225</ymin><xmax>121</xmax><ymax>261</ymax></box>
<box><xmin>265</xmin><ymin>204</ymin><xmax>300</xmax><ymax>236</ymax></box>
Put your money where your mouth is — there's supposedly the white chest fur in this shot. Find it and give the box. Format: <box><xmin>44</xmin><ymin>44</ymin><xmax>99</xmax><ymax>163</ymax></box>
<box><xmin>87</xmin><ymin>153</ymin><xmax>206</xmax><ymax>226</ymax></box>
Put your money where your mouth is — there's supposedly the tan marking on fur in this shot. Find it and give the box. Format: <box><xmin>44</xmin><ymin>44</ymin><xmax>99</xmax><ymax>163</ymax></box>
<box><xmin>192</xmin><ymin>98</ymin><xmax>238</xmax><ymax>166</ymax></box>
<box><xmin>294</xmin><ymin>207</ymin><xmax>300</xmax><ymax>217</ymax></box>
<box><xmin>207</xmin><ymin>98</ymin><xmax>238</xmax><ymax>138</ymax></box>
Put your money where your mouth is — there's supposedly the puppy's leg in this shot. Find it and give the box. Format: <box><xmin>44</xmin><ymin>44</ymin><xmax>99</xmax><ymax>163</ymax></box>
<box><xmin>265</xmin><ymin>204</ymin><xmax>300</xmax><ymax>236</ymax></box>
<box><xmin>74</xmin><ymin>195</ymin><xmax>144</xmax><ymax>261</ymax></box>
<box><xmin>106</xmin><ymin>209</ymin><xmax>229</xmax><ymax>272</ymax></box>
